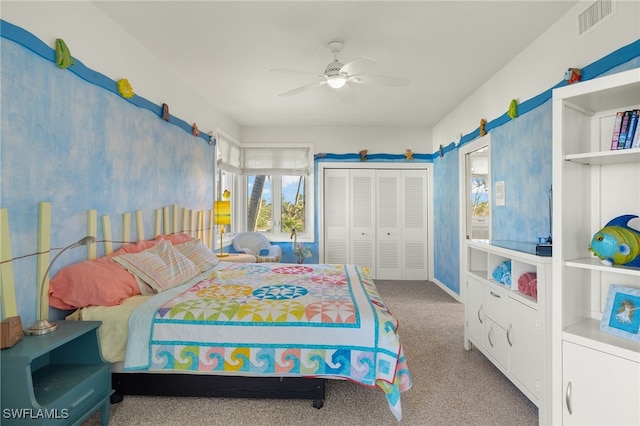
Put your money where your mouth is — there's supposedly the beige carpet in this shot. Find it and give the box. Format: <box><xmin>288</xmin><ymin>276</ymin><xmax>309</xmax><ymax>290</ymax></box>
<box><xmin>84</xmin><ymin>280</ymin><xmax>537</xmax><ymax>425</ymax></box>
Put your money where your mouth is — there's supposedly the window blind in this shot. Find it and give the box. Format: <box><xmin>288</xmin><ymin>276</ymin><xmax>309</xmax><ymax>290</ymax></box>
<box><xmin>242</xmin><ymin>147</ymin><xmax>310</xmax><ymax>176</ymax></box>
<box><xmin>215</xmin><ymin>132</ymin><xmax>242</xmax><ymax>174</ymax></box>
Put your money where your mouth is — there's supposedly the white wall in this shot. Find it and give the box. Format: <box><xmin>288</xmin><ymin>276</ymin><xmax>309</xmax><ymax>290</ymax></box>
<box><xmin>432</xmin><ymin>0</ymin><xmax>640</xmax><ymax>149</ymax></box>
<box><xmin>1</xmin><ymin>1</ymin><xmax>240</xmax><ymax>139</ymax></box>
<box><xmin>241</xmin><ymin>126</ymin><xmax>432</xmax><ymax>154</ymax></box>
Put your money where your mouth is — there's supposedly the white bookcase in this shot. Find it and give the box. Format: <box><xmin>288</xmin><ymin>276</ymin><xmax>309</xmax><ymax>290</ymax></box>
<box><xmin>551</xmin><ymin>68</ymin><xmax>640</xmax><ymax>425</ymax></box>
<box><xmin>464</xmin><ymin>239</ymin><xmax>552</xmax><ymax>425</ymax></box>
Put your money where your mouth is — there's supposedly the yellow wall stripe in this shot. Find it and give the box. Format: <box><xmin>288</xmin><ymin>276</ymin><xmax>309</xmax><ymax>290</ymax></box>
<box><xmin>87</xmin><ymin>209</ymin><xmax>97</xmax><ymax>260</ymax></box>
<box><xmin>102</xmin><ymin>215</ymin><xmax>113</xmax><ymax>255</ymax></box>
<box><xmin>36</xmin><ymin>202</ymin><xmax>51</xmax><ymax>319</ymax></box>
<box><xmin>0</xmin><ymin>208</ymin><xmax>18</xmax><ymax>318</ymax></box>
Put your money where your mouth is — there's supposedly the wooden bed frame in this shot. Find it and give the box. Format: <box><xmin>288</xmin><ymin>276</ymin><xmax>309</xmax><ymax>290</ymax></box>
<box><xmin>111</xmin><ymin>373</ymin><xmax>326</xmax><ymax>408</ymax></box>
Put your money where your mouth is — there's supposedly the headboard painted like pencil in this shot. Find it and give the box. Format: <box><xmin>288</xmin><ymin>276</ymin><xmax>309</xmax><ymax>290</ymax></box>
<box><xmin>0</xmin><ymin>201</ymin><xmax>214</xmax><ymax>320</ymax></box>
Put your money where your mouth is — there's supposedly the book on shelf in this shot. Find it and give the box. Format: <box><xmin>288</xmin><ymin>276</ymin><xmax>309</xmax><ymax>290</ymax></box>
<box><xmin>626</xmin><ymin>109</ymin><xmax>639</xmax><ymax>149</ymax></box>
<box><xmin>610</xmin><ymin>111</ymin><xmax>623</xmax><ymax>150</ymax></box>
<box><xmin>610</xmin><ymin>110</ymin><xmax>640</xmax><ymax>150</ymax></box>
<box><xmin>633</xmin><ymin>117</ymin><xmax>640</xmax><ymax>148</ymax></box>
<box><xmin>617</xmin><ymin>110</ymin><xmax>631</xmax><ymax>150</ymax></box>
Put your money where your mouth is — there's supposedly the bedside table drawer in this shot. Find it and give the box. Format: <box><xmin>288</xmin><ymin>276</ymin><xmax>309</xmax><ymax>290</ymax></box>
<box><xmin>32</xmin><ymin>363</ymin><xmax>110</xmax><ymax>417</ymax></box>
<box><xmin>1</xmin><ymin>321</ymin><xmax>112</xmax><ymax>425</ymax></box>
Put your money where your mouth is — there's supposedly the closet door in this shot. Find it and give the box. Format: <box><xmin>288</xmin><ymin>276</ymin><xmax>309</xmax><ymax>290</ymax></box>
<box><xmin>350</xmin><ymin>169</ymin><xmax>376</xmax><ymax>273</ymax></box>
<box><xmin>376</xmin><ymin>170</ymin><xmax>401</xmax><ymax>279</ymax></box>
<box><xmin>402</xmin><ymin>170</ymin><xmax>428</xmax><ymax>280</ymax></box>
<box><xmin>323</xmin><ymin>169</ymin><xmax>350</xmax><ymax>264</ymax></box>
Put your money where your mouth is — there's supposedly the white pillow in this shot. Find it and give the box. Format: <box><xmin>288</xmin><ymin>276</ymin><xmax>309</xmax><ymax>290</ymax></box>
<box><xmin>174</xmin><ymin>238</ymin><xmax>219</xmax><ymax>272</ymax></box>
<box><xmin>113</xmin><ymin>240</ymin><xmax>199</xmax><ymax>292</ymax></box>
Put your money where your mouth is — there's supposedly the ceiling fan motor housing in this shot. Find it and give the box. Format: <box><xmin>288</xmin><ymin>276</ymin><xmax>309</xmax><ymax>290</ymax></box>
<box><xmin>325</xmin><ymin>61</ymin><xmax>344</xmax><ymax>77</ymax></box>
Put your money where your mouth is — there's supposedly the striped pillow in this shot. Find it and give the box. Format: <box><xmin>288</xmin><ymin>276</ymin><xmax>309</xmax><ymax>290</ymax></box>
<box><xmin>174</xmin><ymin>238</ymin><xmax>219</xmax><ymax>272</ymax></box>
<box><xmin>113</xmin><ymin>240</ymin><xmax>199</xmax><ymax>292</ymax></box>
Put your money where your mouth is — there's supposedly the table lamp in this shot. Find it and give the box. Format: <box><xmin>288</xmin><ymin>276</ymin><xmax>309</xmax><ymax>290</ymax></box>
<box><xmin>214</xmin><ymin>190</ymin><xmax>231</xmax><ymax>258</ymax></box>
<box><xmin>27</xmin><ymin>236</ymin><xmax>96</xmax><ymax>335</ymax></box>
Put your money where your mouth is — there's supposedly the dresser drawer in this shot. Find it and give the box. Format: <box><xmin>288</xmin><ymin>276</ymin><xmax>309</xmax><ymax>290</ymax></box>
<box><xmin>483</xmin><ymin>284</ymin><xmax>509</xmax><ymax>327</ymax></box>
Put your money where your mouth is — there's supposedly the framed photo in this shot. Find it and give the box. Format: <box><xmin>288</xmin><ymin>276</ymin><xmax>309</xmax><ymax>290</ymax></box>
<box><xmin>600</xmin><ymin>284</ymin><xmax>640</xmax><ymax>342</ymax></box>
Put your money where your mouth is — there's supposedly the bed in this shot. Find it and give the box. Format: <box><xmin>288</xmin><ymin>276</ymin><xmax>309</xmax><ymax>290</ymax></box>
<box><xmin>55</xmin><ymin>233</ymin><xmax>412</xmax><ymax>420</ymax></box>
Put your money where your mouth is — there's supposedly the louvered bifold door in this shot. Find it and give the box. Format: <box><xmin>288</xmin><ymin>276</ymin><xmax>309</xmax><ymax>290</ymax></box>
<box><xmin>350</xmin><ymin>170</ymin><xmax>376</xmax><ymax>274</ymax></box>
<box><xmin>376</xmin><ymin>170</ymin><xmax>402</xmax><ymax>279</ymax></box>
<box><xmin>324</xmin><ymin>169</ymin><xmax>350</xmax><ymax>264</ymax></box>
<box><xmin>402</xmin><ymin>170</ymin><xmax>428</xmax><ymax>279</ymax></box>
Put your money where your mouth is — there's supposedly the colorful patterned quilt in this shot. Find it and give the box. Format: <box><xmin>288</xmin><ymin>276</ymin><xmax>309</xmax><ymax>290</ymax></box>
<box><xmin>124</xmin><ymin>262</ymin><xmax>412</xmax><ymax>420</ymax></box>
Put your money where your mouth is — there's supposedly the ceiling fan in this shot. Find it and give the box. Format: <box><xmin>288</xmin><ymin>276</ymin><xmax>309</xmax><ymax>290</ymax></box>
<box><xmin>271</xmin><ymin>41</ymin><xmax>409</xmax><ymax>99</ymax></box>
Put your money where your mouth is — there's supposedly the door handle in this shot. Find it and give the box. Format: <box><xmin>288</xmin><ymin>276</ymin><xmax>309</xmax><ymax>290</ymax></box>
<box><xmin>506</xmin><ymin>324</ymin><xmax>513</xmax><ymax>347</ymax></box>
<box><xmin>488</xmin><ymin>326</ymin><xmax>494</xmax><ymax>347</ymax></box>
<box><xmin>565</xmin><ymin>381</ymin><xmax>573</xmax><ymax>415</ymax></box>
<box><xmin>477</xmin><ymin>305</ymin><xmax>483</xmax><ymax>324</ymax></box>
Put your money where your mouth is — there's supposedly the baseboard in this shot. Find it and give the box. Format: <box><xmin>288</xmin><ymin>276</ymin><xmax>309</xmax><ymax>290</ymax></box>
<box><xmin>431</xmin><ymin>278</ymin><xmax>461</xmax><ymax>302</ymax></box>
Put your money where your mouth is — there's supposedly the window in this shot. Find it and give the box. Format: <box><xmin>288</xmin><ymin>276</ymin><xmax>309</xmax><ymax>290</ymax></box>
<box><xmin>247</xmin><ymin>175</ymin><xmax>307</xmax><ymax>238</ymax></box>
<box><xmin>215</xmin><ymin>134</ymin><xmax>314</xmax><ymax>242</ymax></box>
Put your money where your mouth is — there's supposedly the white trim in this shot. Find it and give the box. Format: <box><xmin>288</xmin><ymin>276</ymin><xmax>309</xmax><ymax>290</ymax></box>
<box><xmin>458</xmin><ymin>133</ymin><xmax>492</xmax><ymax>307</ymax></box>
<box><xmin>317</xmin><ymin>161</ymin><xmax>433</xmax><ymax>282</ymax></box>
<box><xmin>431</xmin><ymin>277</ymin><xmax>462</xmax><ymax>303</ymax></box>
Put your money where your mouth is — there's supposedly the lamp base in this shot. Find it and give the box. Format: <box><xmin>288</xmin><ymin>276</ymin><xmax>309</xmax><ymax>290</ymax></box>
<box><xmin>26</xmin><ymin>319</ymin><xmax>57</xmax><ymax>336</ymax></box>
<box><xmin>216</xmin><ymin>253</ymin><xmax>230</xmax><ymax>258</ymax></box>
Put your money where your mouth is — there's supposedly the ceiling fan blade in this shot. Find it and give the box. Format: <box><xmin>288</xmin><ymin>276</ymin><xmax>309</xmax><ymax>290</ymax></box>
<box><xmin>352</xmin><ymin>74</ymin><xmax>409</xmax><ymax>87</ymax></box>
<box><xmin>334</xmin><ymin>84</ymin><xmax>357</xmax><ymax>104</ymax></box>
<box><xmin>270</xmin><ymin>68</ymin><xmax>322</xmax><ymax>77</ymax></box>
<box><xmin>278</xmin><ymin>80</ymin><xmax>327</xmax><ymax>97</ymax></box>
<box><xmin>340</xmin><ymin>57</ymin><xmax>375</xmax><ymax>76</ymax></box>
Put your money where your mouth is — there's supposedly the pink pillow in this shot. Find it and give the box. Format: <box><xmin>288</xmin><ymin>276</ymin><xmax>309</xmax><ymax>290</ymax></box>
<box><xmin>119</xmin><ymin>238</ymin><xmax>162</xmax><ymax>254</ymax></box>
<box><xmin>49</xmin><ymin>249</ymin><xmax>140</xmax><ymax>309</ymax></box>
<box><xmin>163</xmin><ymin>233</ymin><xmax>194</xmax><ymax>245</ymax></box>
<box><xmin>117</xmin><ymin>234</ymin><xmax>193</xmax><ymax>254</ymax></box>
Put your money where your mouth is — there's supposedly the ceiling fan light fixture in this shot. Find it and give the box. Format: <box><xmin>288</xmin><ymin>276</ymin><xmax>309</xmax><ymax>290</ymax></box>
<box><xmin>327</xmin><ymin>75</ymin><xmax>347</xmax><ymax>89</ymax></box>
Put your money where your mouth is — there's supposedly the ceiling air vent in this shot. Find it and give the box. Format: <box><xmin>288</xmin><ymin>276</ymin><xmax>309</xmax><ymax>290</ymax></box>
<box><xmin>577</xmin><ymin>0</ymin><xmax>615</xmax><ymax>37</ymax></box>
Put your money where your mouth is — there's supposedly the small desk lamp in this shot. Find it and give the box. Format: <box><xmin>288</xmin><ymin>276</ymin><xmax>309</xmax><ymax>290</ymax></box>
<box><xmin>214</xmin><ymin>190</ymin><xmax>231</xmax><ymax>258</ymax></box>
<box><xmin>27</xmin><ymin>236</ymin><xmax>95</xmax><ymax>336</ymax></box>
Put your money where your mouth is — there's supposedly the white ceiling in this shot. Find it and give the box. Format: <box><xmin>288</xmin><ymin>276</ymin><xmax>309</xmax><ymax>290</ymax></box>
<box><xmin>94</xmin><ymin>1</ymin><xmax>578</xmax><ymax>128</ymax></box>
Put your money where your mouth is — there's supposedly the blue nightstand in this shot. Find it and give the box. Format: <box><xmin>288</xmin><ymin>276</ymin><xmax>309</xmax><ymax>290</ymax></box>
<box><xmin>1</xmin><ymin>321</ymin><xmax>113</xmax><ymax>425</ymax></box>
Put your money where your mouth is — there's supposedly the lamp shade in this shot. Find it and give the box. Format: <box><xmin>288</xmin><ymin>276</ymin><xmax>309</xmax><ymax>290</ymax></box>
<box><xmin>214</xmin><ymin>201</ymin><xmax>231</xmax><ymax>225</ymax></box>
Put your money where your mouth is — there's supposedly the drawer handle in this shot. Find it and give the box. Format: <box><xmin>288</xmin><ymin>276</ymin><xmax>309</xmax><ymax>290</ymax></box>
<box><xmin>565</xmin><ymin>381</ymin><xmax>573</xmax><ymax>415</ymax></box>
<box><xmin>71</xmin><ymin>388</ymin><xmax>95</xmax><ymax>408</ymax></box>
<box><xmin>507</xmin><ymin>324</ymin><xmax>513</xmax><ymax>347</ymax></box>
<box><xmin>489</xmin><ymin>291</ymin><xmax>501</xmax><ymax>298</ymax></box>
<box><xmin>477</xmin><ymin>305</ymin><xmax>483</xmax><ymax>324</ymax></box>
<box><xmin>488</xmin><ymin>327</ymin><xmax>494</xmax><ymax>347</ymax></box>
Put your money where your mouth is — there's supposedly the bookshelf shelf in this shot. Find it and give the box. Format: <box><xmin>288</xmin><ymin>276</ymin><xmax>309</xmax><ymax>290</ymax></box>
<box><xmin>565</xmin><ymin>257</ymin><xmax>640</xmax><ymax>277</ymax></box>
<box><xmin>564</xmin><ymin>148</ymin><xmax>640</xmax><ymax>165</ymax></box>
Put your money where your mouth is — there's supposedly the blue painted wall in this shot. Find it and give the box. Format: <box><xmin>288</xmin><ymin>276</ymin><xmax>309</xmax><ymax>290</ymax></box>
<box><xmin>431</xmin><ymin>44</ymin><xmax>640</xmax><ymax>295</ymax></box>
<box><xmin>1</xmin><ymin>35</ymin><xmax>214</xmax><ymax>324</ymax></box>
<box><xmin>1</xmin><ymin>18</ymin><xmax>638</xmax><ymax>327</ymax></box>
<box><xmin>433</xmin><ymin>149</ymin><xmax>460</xmax><ymax>293</ymax></box>
<box><xmin>491</xmin><ymin>101</ymin><xmax>553</xmax><ymax>242</ymax></box>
